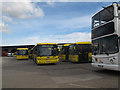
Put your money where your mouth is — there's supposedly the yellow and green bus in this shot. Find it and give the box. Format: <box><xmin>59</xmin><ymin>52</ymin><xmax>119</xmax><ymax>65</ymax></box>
<box><xmin>33</xmin><ymin>43</ymin><xmax>59</xmax><ymax>65</ymax></box>
<box><xmin>59</xmin><ymin>44</ymin><xmax>70</xmax><ymax>62</ymax></box>
<box><xmin>69</xmin><ymin>42</ymin><xmax>92</xmax><ymax>63</ymax></box>
<box><xmin>17</xmin><ymin>48</ymin><xmax>29</xmax><ymax>60</ymax></box>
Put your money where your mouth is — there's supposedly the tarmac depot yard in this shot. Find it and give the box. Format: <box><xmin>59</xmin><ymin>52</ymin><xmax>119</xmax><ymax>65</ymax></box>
<box><xmin>2</xmin><ymin>57</ymin><xmax>120</xmax><ymax>89</ymax></box>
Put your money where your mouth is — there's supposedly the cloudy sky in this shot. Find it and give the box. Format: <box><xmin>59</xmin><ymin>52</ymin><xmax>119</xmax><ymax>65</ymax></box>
<box><xmin>0</xmin><ymin>0</ymin><xmax>119</xmax><ymax>46</ymax></box>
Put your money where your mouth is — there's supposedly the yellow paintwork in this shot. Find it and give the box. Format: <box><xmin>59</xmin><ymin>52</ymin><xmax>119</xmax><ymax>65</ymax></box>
<box><xmin>29</xmin><ymin>45</ymin><xmax>36</xmax><ymax>59</ymax></box>
<box><xmin>17</xmin><ymin>48</ymin><xmax>29</xmax><ymax>59</ymax></box>
<box><xmin>69</xmin><ymin>55</ymin><xmax>78</xmax><ymax>62</ymax></box>
<box><xmin>59</xmin><ymin>54</ymin><xmax>66</xmax><ymax>61</ymax></box>
<box><xmin>17</xmin><ymin>48</ymin><xmax>28</xmax><ymax>50</ymax></box>
<box><xmin>75</xmin><ymin>42</ymin><xmax>91</xmax><ymax>45</ymax></box>
<box><xmin>17</xmin><ymin>55</ymin><xmax>29</xmax><ymax>59</ymax></box>
<box><xmin>58</xmin><ymin>44</ymin><xmax>70</xmax><ymax>61</ymax></box>
<box><xmin>70</xmin><ymin>42</ymin><xmax>91</xmax><ymax>45</ymax></box>
<box><xmin>36</xmin><ymin>56</ymin><xmax>59</xmax><ymax>64</ymax></box>
<box><xmin>33</xmin><ymin>43</ymin><xmax>59</xmax><ymax>64</ymax></box>
<box><xmin>28</xmin><ymin>49</ymin><xmax>33</xmax><ymax>58</ymax></box>
<box><xmin>88</xmin><ymin>53</ymin><xmax>92</xmax><ymax>58</ymax></box>
<box><xmin>13</xmin><ymin>52</ymin><xmax>17</xmax><ymax>56</ymax></box>
<box><xmin>63</xmin><ymin>44</ymin><xmax>70</xmax><ymax>46</ymax></box>
<box><xmin>37</xmin><ymin>43</ymin><xmax>57</xmax><ymax>45</ymax></box>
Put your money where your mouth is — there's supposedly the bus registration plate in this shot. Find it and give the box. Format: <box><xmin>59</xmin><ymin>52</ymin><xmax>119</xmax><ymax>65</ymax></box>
<box><xmin>46</xmin><ymin>61</ymin><xmax>51</xmax><ymax>63</ymax></box>
<box><xmin>98</xmin><ymin>65</ymin><xmax>103</xmax><ymax>68</ymax></box>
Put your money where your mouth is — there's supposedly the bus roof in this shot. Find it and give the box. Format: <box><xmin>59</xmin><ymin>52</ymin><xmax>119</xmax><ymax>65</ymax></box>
<box><xmin>37</xmin><ymin>43</ymin><xmax>57</xmax><ymax>45</ymax></box>
<box><xmin>92</xmin><ymin>3</ymin><xmax>120</xmax><ymax>19</ymax></box>
<box><xmin>17</xmin><ymin>48</ymin><xmax>28</xmax><ymax>50</ymax></box>
<box><xmin>63</xmin><ymin>44</ymin><xmax>70</xmax><ymax>46</ymax></box>
<box><xmin>75</xmin><ymin>42</ymin><xmax>91</xmax><ymax>45</ymax></box>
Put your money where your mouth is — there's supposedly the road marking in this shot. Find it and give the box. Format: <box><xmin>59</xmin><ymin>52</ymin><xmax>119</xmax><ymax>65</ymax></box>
<box><xmin>69</xmin><ymin>83</ymin><xmax>95</xmax><ymax>88</ymax></box>
<box><xmin>51</xmin><ymin>74</ymin><xmax>102</xmax><ymax>84</ymax></box>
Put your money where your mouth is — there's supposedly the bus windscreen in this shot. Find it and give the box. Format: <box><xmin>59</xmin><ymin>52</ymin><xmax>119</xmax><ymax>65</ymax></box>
<box><xmin>37</xmin><ymin>45</ymin><xmax>58</xmax><ymax>56</ymax></box>
<box><xmin>17</xmin><ymin>50</ymin><xmax>28</xmax><ymax>55</ymax></box>
<box><xmin>92</xmin><ymin>35</ymin><xmax>119</xmax><ymax>55</ymax></box>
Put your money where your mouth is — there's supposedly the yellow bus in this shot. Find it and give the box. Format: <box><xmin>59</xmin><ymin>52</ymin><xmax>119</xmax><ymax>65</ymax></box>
<box><xmin>69</xmin><ymin>42</ymin><xmax>92</xmax><ymax>63</ymax></box>
<box><xmin>17</xmin><ymin>48</ymin><xmax>29</xmax><ymax>60</ymax></box>
<box><xmin>28</xmin><ymin>46</ymin><xmax>35</xmax><ymax>59</ymax></box>
<box><xmin>13</xmin><ymin>51</ymin><xmax>17</xmax><ymax>57</ymax></box>
<box><xmin>33</xmin><ymin>43</ymin><xmax>59</xmax><ymax>65</ymax></box>
<box><xmin>59</xmin><ymin>44</ymin><xmax>70</xmax><ymax>62</ymax></box>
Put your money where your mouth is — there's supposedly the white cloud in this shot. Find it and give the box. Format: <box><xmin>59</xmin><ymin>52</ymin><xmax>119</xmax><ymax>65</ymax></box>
<box><xmin>59</xmin><ymin>15</ymin><xmax>91</xmax><ymax>29</ymax></box>
<box><xmin>10</xmin><ymin>0</ymin><xmax>118</xmax><ymax>2</ymax></box>
<box><xmin>0</xmin><ymin>22</ymin><xmax>10</xmax><ymax>34</ymax></box>
<box><xmin>50</xmin><ymin>32</ymin><xmax>91</xmax><ymax>43</ymax></box>
<box><xmin>2</xmin><ymin>0</ymin><xmax>44</xmax><ymax>19</ymax></box>
<box><xmin>2</xmin><ymin>32</ymin><xmax>91</xmax><ymax>45</ymax></box>
<box><xmin>2</xmin><ymin>16</ymin><xmax>18</xmax><ymax>24</ymax></box>
<box><xmin>46</xmin><ymin>1</ymin><xmax>54</xmax><ymax>6</ymax></box>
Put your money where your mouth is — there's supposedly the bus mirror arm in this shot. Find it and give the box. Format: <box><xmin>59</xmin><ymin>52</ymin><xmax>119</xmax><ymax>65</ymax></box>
<box><xmin>105</xmin><ymin>52</ymin><xmax>109</xmax><ymax>56</ymax></box>
<box><xmin>118</xmin><ymin>37</ymin><xmax>120</xmax><ymax>40</ymax></box>
<box><xmin>94</xmin><ymin>52</ymin><xmax>97</xmax><ymax>55</ymax></box>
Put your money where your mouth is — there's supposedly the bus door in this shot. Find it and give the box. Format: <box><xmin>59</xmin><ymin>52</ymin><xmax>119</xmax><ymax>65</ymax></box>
<box><xmin>65</xmin><ymin>46</ymin><xmax>69</xmax><ymax>61</ymax></box>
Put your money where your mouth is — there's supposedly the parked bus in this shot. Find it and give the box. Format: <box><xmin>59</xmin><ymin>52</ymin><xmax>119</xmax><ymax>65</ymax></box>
<box><xmin>28</xmin><ymin>46</ymin><xmax>34</xmax><ymax>59</ymax></box>
<box><xmin>17</xmin><ymin>48</ymin><xmax>29</xmax><ymax>60</ymax></box>
<box><xmin>69</xmin><ymin>42</ymin><xmax>92</xmax><ymax>63</ymax></box>
<box><xmin>13</xmin><ymin>51</ymin><xmax>17</xmax><ymax>57</ymax></box>
<box><xmin>33</xmin><ymin>43</ymin><xmax>59</xmax><ymax>65</ymax></box>
<box><xmin>91</xmin><ymin>2</ymin><xmax>120</xmax><ymax>71</ymax></box>
<box><xmin>59</xmin><ymin>44</ymin><xmax>70</xmax><ymax>62</ymax></box>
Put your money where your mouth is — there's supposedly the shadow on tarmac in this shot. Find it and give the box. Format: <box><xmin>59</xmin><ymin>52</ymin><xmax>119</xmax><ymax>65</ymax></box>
<box><xmin>36</xmin><ymin>63</ymin><xmax>57</xmax><ymax>66</ymax></box>
<box><xmin>94</xmin><ymin>69</ymin><xmax>120</xmax><ymax>77</ymax></box>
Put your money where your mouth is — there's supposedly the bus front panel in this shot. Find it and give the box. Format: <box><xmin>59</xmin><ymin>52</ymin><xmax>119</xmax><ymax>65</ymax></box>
<box><xmin>36</xmin><ymin>56</ymin><xmax>59</xmax><ymax>64</ymax></box>
<box><xmin>17</xmin><ymin>50</ymin><xmax>29</xmax><ymax>60</ymax></box>
<box><xmin>34</xmin><ymin>44</ymin><xmax>59</xmax><ymax>64</ymax></box>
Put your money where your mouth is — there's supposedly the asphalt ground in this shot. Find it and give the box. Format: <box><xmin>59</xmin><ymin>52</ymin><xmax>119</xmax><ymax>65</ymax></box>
<box><xmin>2</xmin><ymin>57</ymin><xmax>119</xmax><ymax>88</ymax></box>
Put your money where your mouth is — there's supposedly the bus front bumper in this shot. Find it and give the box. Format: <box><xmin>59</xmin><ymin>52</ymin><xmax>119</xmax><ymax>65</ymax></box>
<box><xmin>91</xmin><ymin>63</ymin><xmax>120</xmax><ymax>71</ymax></box>
<box><xmin>17</xmin><ymin>55</ymin><xmax>29</xmax><ymax>59</ymax></box>
<box><xmin>37</xmin><ymin>59</ymin><xmax>59</xmax><ymax>64</ymax></box>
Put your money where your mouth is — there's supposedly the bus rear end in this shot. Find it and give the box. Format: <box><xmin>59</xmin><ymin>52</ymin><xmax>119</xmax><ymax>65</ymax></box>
<box><xmin>17</xmin><ymin>48</ymin><xmax>29</xmax><ymax>60</ymax></box>
<box><xmin>69</xmin><ymin>42</ymin><xmax>92</xmax><ymax>63</ymax></box>
<box><xmin>59</xmin><ymin>44</ymin><xmax>69</xmax><ymax>62</ymax></box>
<box><xmin>33</xmin><ymin>43</ymin><xmax>59</xmax><ymax>65</ymax></box>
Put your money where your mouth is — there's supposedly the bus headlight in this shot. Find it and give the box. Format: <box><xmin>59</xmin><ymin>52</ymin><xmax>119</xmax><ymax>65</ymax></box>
<box><xmin>92</xmin><ymin>58</ymin><xmax>95</xmax><ymax>63</ymax></box>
